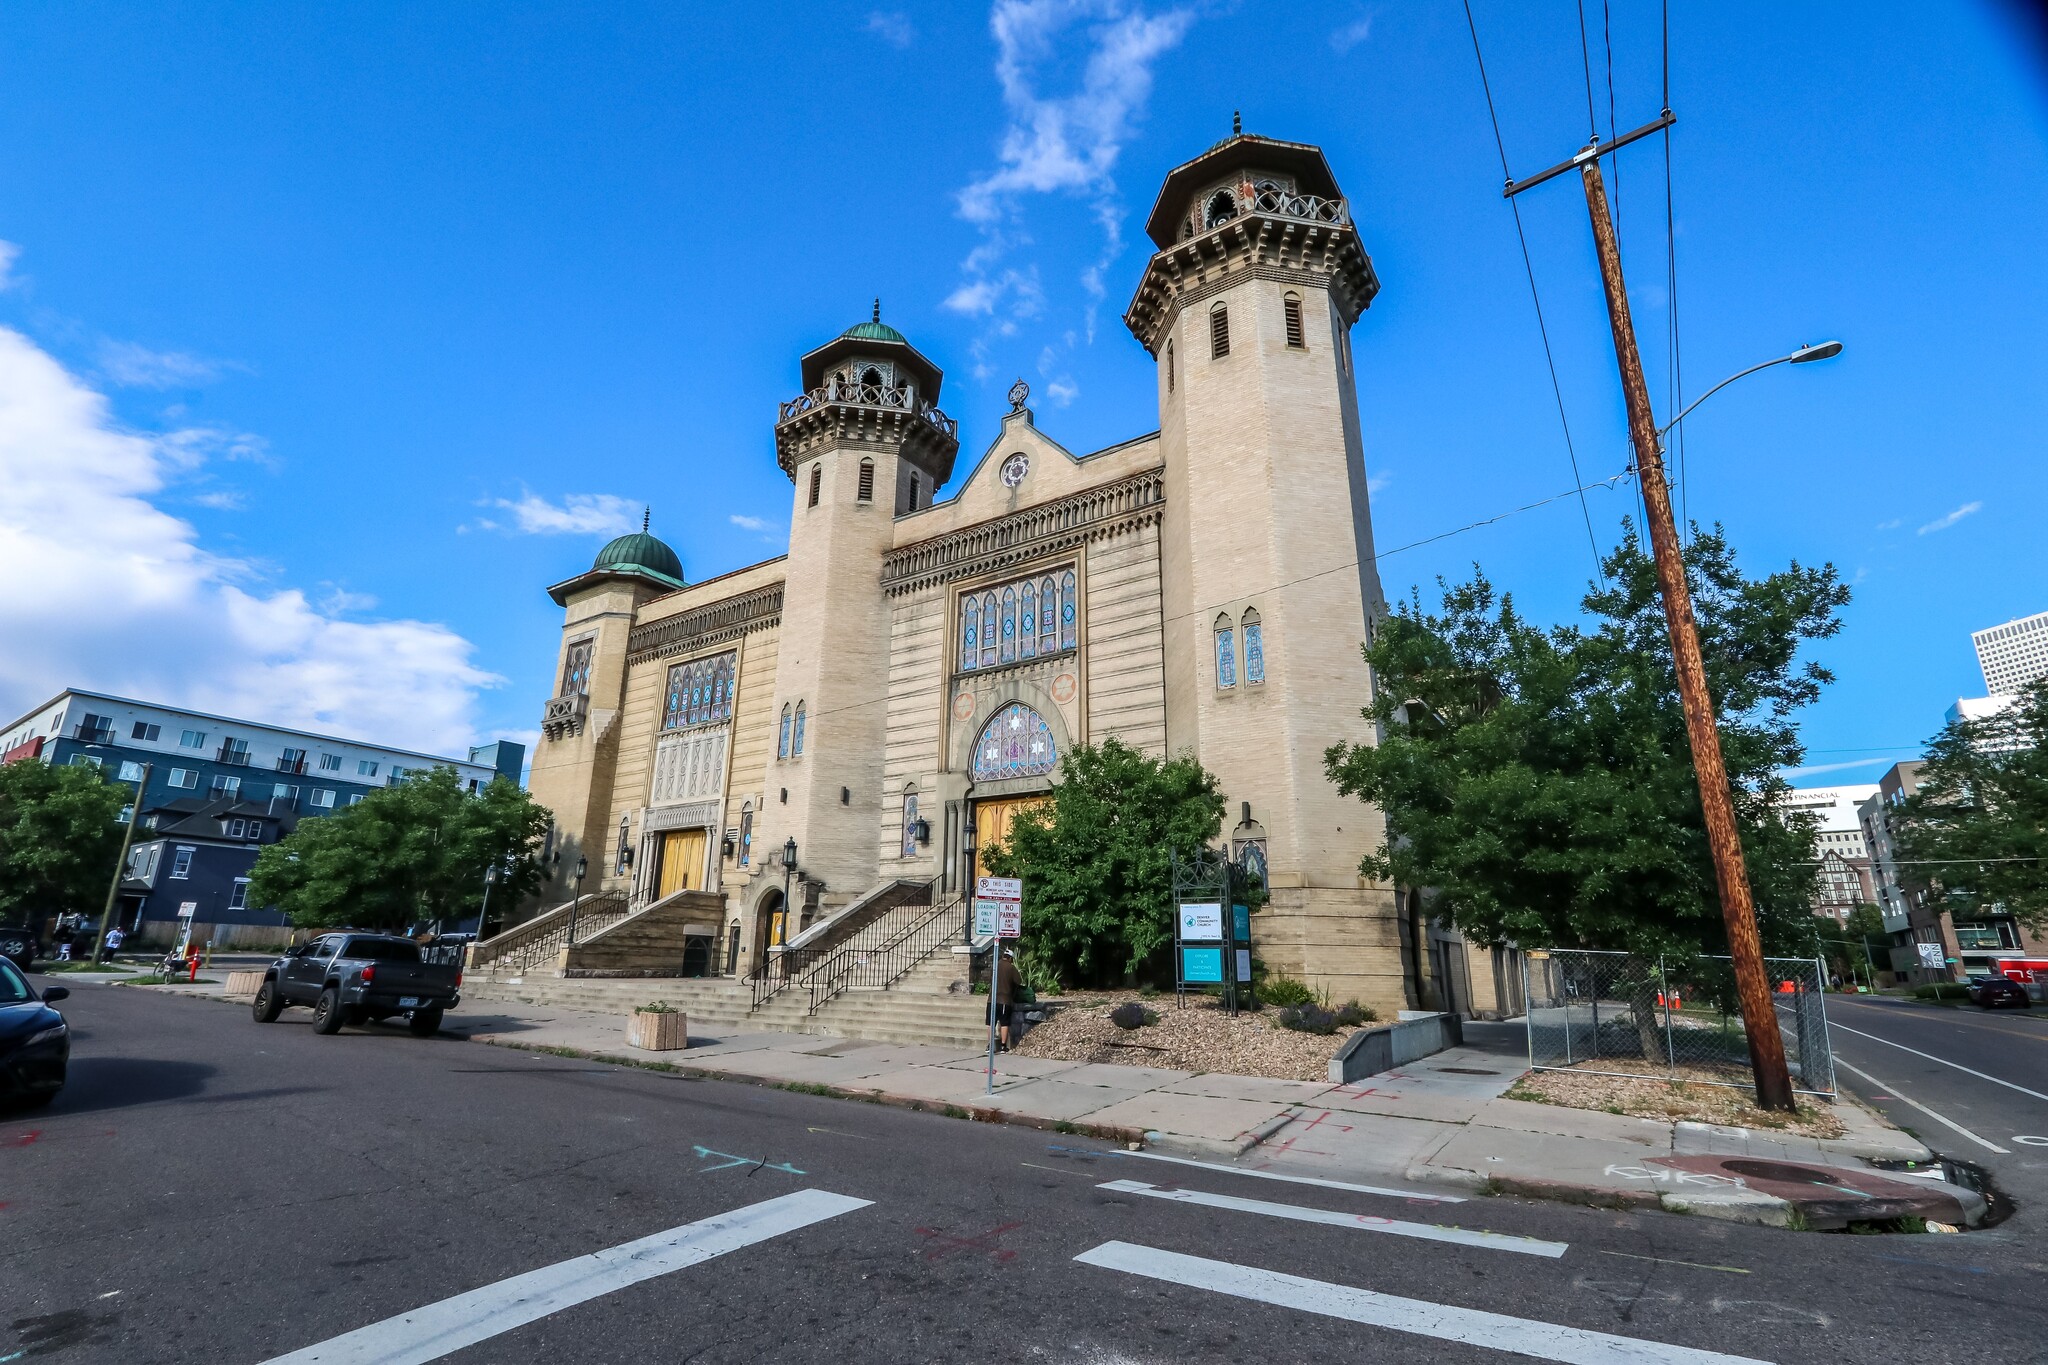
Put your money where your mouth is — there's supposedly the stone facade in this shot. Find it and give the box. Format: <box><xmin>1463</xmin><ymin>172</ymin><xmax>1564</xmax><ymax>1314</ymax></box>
<box><xmin>525</xmin><ymin>132</ymin><xmax>1410</xmax><ymax>1010</ymax></box>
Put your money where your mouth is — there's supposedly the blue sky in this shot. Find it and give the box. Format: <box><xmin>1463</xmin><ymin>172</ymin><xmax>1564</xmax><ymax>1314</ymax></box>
<box><xmin>0</xmin><ymin>1</ymin><xmax>2041</xmax><ymax>784</ymax></box>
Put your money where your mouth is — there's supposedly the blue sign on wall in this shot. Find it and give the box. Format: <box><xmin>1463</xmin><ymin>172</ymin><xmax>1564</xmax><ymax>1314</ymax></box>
<box><xmin>1181</xmin><ymin>946</ymin><xmax>1224</xmax><ymax>984</ymax></box>
<box><xmin>1232</xmin><ymin>904</ymin><xmax>1251</xmax><ymax>941</ymax></box>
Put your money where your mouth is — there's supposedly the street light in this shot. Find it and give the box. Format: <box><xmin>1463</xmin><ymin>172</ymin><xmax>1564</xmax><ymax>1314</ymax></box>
<box><xmin>779</xmin><ymin>838</ymin><xmax>797</xmax><ymax>951</ymax></box>
<box><xmin>565</xmin><ymin>855</ymin><xmax>589</xmax><ymax>946</ymax></box>
<box><xmin>478</xmin><ymin>861</ymin><xmax>500</xmax><ymax>940</ymax></box>
<box><xmin>1657</xmin><ymin>341</ymin><xmax>1844</xmax><ymax>441</ymax></box>
<box><xmin>961</xmin><ymin>814</ymin><xmax>979</xmax><ymax>946</ymax></box>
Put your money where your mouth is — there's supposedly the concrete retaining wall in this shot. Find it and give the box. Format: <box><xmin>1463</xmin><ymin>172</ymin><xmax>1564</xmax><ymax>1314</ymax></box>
<box><xmin>1328</xmin><ymin>1011</ymin><xmax>1462</xmax><ymax>1083</ymax></box>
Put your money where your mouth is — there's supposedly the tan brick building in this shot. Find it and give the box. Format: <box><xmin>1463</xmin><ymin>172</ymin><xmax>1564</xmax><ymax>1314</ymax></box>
<box><xmin>519</xmin><ymin>132</ymin><xmax>1410</xmax><ymax>1011</ymax></box>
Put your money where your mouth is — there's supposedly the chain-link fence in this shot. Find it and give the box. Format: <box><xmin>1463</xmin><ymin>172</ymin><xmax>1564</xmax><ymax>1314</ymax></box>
<box><xmin>1524</xmin><ymin>949</ymin><xmax>1835</xmax><ymax>1096</ymax></box>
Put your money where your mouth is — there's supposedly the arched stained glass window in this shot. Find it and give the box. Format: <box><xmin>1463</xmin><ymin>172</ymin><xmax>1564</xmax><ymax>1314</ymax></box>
<box><xmin>961</xmin><ymin>596</ymin><xmax>979</xmax><ymax>668</ymax></box>
<box><xmin>1039</xmin><ymin>576</ymin><xmax>1057</xmax><ymax>651</ymax></box>
<box><xmin>778</xmin><ymin>704</ymin><xmax>791</xmax><ymax>759</ymax></box>
<box><xmin>1059</xmin><ymin>571</ymin><xmax>1078</xmax><ymax>650</ymax></box>
<box><xmin>901</xmin><ymin>790</ymin><xmax>919</xmax><ymax>859</ymax></box>
<box><xmin>980</xmin><ymin>592</ymin><xmax>998</xmax><ymax>668</ymax></box>
<box><xmin>1243</xmin><ymin>608</ymin><xmax>1265</xmax><ymax>685</ymax></box>
<box><xmin>1215</xmin><ymin>614</ymin><xmax>1237</xmax><ymax>689</ymax></box>
<box><xmin>971</xmin><ymin>703</ymin><xmax>1057</xmax><ymax>782</ymax></box>
<box><xmin>1018</xmin><ymin>580</ymin><xmax>1037</xmax><ymax>660</ymax></box>
<box><xmin>792</xmin><ymin>702</ymin><xmax>806</xmax><ymax>756</ymax></box>
<box><xmin>999</xmin><ymin>587</ymin><xmax>1018</xmax><ymax>664</ymax></box>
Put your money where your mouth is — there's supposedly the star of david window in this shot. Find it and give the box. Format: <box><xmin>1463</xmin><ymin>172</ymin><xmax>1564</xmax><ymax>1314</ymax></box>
<box><xmin>971</xmin><ymin>703</ymin><xmax>1057</xmax><ymax>782</ymax></box>
<box><xmin>959</xmin><ymin>567</ymin><xmax>1077</xmax><ymax>674</ymax></box>
<box><xmin>1000</xmin><ymin>453</ymin><xmax>1029</xmax><ymax>488</ymax></box>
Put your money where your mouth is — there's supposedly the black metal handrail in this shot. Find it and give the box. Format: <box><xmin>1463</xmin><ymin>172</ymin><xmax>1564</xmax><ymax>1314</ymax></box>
<box><xmin>746</xmin><ymin>879</ymin><xmax>933</xmax><ymax>1010</ymax></box>
<box><xmin>805</xmin><ymin>898</ymin><xmax>961</xmax><ymax>1015</ymax></box>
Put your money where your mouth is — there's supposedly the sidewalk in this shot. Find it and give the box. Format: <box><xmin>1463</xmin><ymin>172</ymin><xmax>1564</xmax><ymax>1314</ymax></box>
<box><xmin>122</xmin><ymin>976</ymin><xmax>1979</xmax><ymax>1229</ymax></box>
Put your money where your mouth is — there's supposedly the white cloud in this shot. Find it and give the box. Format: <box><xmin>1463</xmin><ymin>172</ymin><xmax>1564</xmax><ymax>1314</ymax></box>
<box><xmin>1777</xmin><ymin>756</ymin><xmax>1911</xmax><ymax>779</ymax></box>
<box><xmin>0</xmin><ymin>240</ymin><xmax>19</xmax><ymax>291</ymax></box>
<box><xmin>1873</xmin><ymin>518</ymin><xmax>1902</xmax><ymax>531</ymax></box>
<box><xmin>1916</xmin><ymin>501</ymin><xmax>1982</xmax><ymax>535</ymax></box>
<box><xmin>728</xmin><ymin>513</ymin><xmax>784</xmax><ymax>543</ymax></box>
<box><xmin>97</xmin><ymin>340</ymin><xmax>231</xmax><ymax>389</ymax></box>
<box><xmin>866</xmin><ymin>10</ymin><xmax>915</xmax><ymax>45</ymax></box>
<box><xmin>0</xmin><ymin>325</ymin><xmax>499</xmax><ymax>755</ymax></box>
<box><xmin>1043</xmin><ymin>377</ymin><xmax>1079</xmax><ymax>406</ymax></box>
<box><xmin>1330</xmin><ymin>13</ymin><xmax>1373</xmax><ymax>53</ymax></box>
<box><xmin>950</xmin><ymin>1</ymin><xmax>1192</xmax><ymax>372</ymax></box>
<box><xmin>1368</xmin><ymin>470</ymin><xmax>1393</xmax><ymax>495</ymax></box>
<box><xmin>488</xmin><ymin>491</ymin><xmax>640</xmax><ymax>536</ymax></box>
<box><xmin>189</xmin><ymin>489</ymin><xmax>246</xmax><ymax>511</ymax></box>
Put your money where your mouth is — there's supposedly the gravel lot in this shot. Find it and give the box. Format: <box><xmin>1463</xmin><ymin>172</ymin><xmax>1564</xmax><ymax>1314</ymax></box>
<box><xmin>1508</xmin><ymin>1061</ymin><xmax>1847</xmax><ymax>1137</ymax></box>
<box><xmin>1014</xmin><ymin>992</ymin><xmax>1358</xmax><ymax>1081</ymax></box>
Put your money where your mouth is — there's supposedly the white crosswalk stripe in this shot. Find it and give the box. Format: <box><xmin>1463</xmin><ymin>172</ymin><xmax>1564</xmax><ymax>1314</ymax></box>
<box><xmin>1098</xmin><ymin>1179</ymin><xmax>1567</xmax><ymax>1257</ymax></box>
<box><xmin>1075</xmin><ymin>1242</ymin><xmax>1776</xmax><ymax>1365</ymax></box>
<box><xmin>259</xmin><ymin>1189</ymin><xmax>871</xmax><ymax>1365</ymax></box>
<box><xmin>1103</xmin><ymin>1146</ymin><xmax>1466</xmax><ymax>1202</ymax></box>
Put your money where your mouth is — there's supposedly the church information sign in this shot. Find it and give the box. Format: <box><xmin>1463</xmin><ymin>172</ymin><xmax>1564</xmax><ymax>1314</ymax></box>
<box><xmin>1178</xmin><ymin>902</ymin><xmax>1223</xmax><ymax>942</ymax></box>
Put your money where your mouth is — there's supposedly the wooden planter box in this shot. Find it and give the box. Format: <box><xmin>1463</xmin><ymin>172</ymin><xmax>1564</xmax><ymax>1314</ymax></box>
<box><xmin>223</xmin><ymin>969</ymin><xmax>267</xmax><ymax>1002</ymax></box>
<box><xmin>627</xmin><ymin>1010</ymin><xmax>688</xmax><ymax>1051</ymax></box>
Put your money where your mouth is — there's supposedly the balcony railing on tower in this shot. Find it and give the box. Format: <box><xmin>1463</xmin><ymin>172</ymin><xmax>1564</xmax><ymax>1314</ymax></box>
<box><xmin>776</xmin><ymin>378</ymin><xmax>957</xmax><ymax>441</ymax></box>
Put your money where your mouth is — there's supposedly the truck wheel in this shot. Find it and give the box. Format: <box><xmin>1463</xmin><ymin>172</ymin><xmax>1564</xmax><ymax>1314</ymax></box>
<box><xmin>252</xmin><ymin>981</ymin><xmax>285</xmax><ymax>1023</ymax></box>
<box><xmin>312</xmin><ymin>987</ymin><xmax>347</xmax><ymax>1034</ymax></box>
<box><xmin>408</xmin><ymin>1007</ymin><xmax>444</xmax><ymax>1037</ymax></box>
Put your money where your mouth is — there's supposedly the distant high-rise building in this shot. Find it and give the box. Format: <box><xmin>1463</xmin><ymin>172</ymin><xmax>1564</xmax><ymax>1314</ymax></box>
<box><xmin>1973</xmin><ymin>609</ymin><xmax>2048</xmax><ymax>695</ymax></box>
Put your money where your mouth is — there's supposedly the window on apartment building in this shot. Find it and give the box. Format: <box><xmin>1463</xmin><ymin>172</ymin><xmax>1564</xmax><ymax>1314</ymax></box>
<box><xmin>180</xmin><ymin>729</ymin><xmax>206</xmax><ymax>748</ymax></box>
<box><xmin>131</xmin><ymin>721</ymin><xmax>161</xmax><ymax>741</ymax></box>
<box><xmin>118</xmin><ymin>761</ymin><xmax>144</xmax><ymax>782</ymax></box>
<box><xmin>170</xmin><ymin>847</ymin><xmax>194</xmax><ymax>879</ymax></box>
<box><xmin>169</xmin><ymin>768</ymin><xmax>197</xmax><ymax>789</ymax></box>
<box><xmin>358</xmin><ymin>759</ymin><xmax>378</xmax><ymax>777</ymax></box>
<box><xmin>280</xmin><ymin>747</ymin><xmax>306</xmax><ymax>771</ymax></box>
<box><xmin>808</xmin><ymin>464</ymin><xmax>821</xmax><ymax>508</ymax></box>
<box><xmin>319</xmin><ymin>753</ymin><xmax>341</xmax><ymax>771</ymax></box>
<box><xmin>856</xmin><ymin>459</ymin><xmax>875</xmax><ymax>503</ymax></box>
<box><xmin>224</xmin><ymin>818</ymin><xmax>246</xmax><ymax>838</ymax></box>
<box><xmin>1283</xmin><ymin>293</ymin><xmax>1305</xmax><ymax>349</ymax></box>
<box><xmin>79</xmin><ymin>712</ymin><xmax>113</xmax><ymax>739</ymax></box>
<box><xmin>229</xmin><ymin>880</ymin><xmax>249</xmax><ymax>911</ymax></box>
<box><xmin>211</xmin><ymin>775</ymin><xmax>240</xmax><ymax>797</ymax></box>
<box><xmin>70</xmin><ymin>755</ymin><xmax>102</xmax><ymax>769</ymax></box>
<box><xmin>389</xmin><ymin>766</ymin><xmax>408</xmax><ymax>783</ymax></box>
<box><xmin>274</xmin><ymin>784</ymin><xmax>299</xmax><ymax>803</ymax></box>
<box><xmin>1209</xmin><ymin>303</ymin><xmax>1230</xmax><ymax>358</ymax></box>
<box><xmin>312</xmin><ymin>789</ymin><xmax>336</xmax><ymax>808</ymax></box>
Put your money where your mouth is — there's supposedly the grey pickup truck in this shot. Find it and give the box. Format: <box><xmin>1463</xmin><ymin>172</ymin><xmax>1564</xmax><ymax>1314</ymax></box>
<box><xmin>252</xmin><ymin>932</ymin><xmax>462</xmax><ymax>1037</ymax></box>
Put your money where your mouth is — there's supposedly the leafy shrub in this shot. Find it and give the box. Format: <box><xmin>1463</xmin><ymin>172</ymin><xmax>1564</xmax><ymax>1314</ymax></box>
<box><xmin>636</xmin><ymin>1000</ymin><xmax>677</xmax><ymax>1014</ymax></box>
<box><xmin>1332</xmin><ymin>1001</ymin><xmax>1378</xmax><ymax>1027</ymax></box>
<box><xmin>1138</xmin><ymin>983</ymin><xmax>1159</xmax><ymax>999</ymax></box>
<box><xmin>1912</xmin><ymin>983</ymin><xmax>1969</xmax><ymax>1002</ymax></box>
<box><xmin>1276</xmin><ymin>1004</ymin><xmax>1339</xmax><ymax>1035</ymax></box>
<box><xmin>1016</xmin><ymin>944</ymin><xmax>1065</xmax><ymax>999</ymax></box>
<box><xmin>1259</xmin><ymin>976</ymin><xmax>1316</xmax><ymax>1008</ymax></box>
<box><xmin>1109</xmin><ymin>1002</ymin><xmax>1152</xmax><ymax>1031</ymax></box>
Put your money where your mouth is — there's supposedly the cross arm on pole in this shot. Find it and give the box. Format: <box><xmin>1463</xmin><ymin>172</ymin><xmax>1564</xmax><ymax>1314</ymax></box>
<box><xmin>1504</xmin><ymin>109</ymin><xmax>1676</xmax><ymax>199</ymax></box>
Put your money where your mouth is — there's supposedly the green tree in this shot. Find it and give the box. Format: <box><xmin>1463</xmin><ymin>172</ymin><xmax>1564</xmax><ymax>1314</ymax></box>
<box><xmin>980</xmin><ymin>737</ymin><xmax>1226</xmax><ymax>987</ymax></box>
<box><xmin>247</xmin><ymin>767</ymin><xmax>553</xmax><ymax>931</ymax></box>
<box><xmin>1324</xmin><ymin>524</ymin><xmax>1848</xmax><ymax>962</ymax></box>
<box><xmin>0</xmin><ymin>761</ymin><xmax>128</xmax><ymax>920</ymax></box>
<box><xmin>1891</xmin><ymin>679</ymin><xmax>2048</xmax><ymax>929</ymax></box>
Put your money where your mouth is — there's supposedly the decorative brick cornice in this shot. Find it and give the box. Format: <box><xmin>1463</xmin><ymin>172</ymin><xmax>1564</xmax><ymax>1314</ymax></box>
<box><xmin>627</xmin><ymin>583</ymin><xmax>784</xmax><ymax>665</ymax></box>
<box><xmin>1124</xmin><ymin>210</ymin><xmax>1379</xmax><ymax>356</ymax></box>
<box><xmin>881</xmin><ymin>469</ymin><xmax>1164</xmax><ymax>597</ymax></box>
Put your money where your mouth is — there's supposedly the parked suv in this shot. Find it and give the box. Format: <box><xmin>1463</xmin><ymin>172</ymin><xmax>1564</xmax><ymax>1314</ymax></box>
<box><xmin>1965</xmin><ymin>974</ymin><xmax>2030</xmax><ymax>1010</ymax></box>
<box><xmin>0</xmin><ymin>922</ymin><xmax>39</xmax><ymax>973</ymax></box>
<box><xmin>252</xmin><ymin>932</ymin><xmax>462</xmax><ymax>1036</ymax></box>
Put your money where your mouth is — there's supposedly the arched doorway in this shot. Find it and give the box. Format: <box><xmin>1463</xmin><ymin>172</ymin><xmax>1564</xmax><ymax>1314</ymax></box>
<box><xmin>752</xmin><ymin>889</ymin><xmax>786</xmax><ymax>976</ymax></box>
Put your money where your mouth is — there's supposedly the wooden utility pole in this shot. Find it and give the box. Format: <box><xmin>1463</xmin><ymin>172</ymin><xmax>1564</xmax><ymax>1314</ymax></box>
<box><xmin>1504</xmin><ymin>115</ymin><xmax>1796</xmax><ymax>1111</ymax></box>
<box><xmin>96</xmin><ymin>762</ymin><xmax>151</xmax><ymax>961</ymax></box>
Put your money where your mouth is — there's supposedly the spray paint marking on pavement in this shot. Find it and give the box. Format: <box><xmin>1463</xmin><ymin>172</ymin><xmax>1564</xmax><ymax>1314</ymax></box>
<box><xmin>1075</xmin><ymin>1242</ymin><xmax>1777</xmax><ymax>1365</ymax></box>
<box><xmin>692</xmin><ymin>1146</ymin><xmax>805</xmax><ymax>1175</ymax></box>
<box><xmin>914</xmin><ymin>1221</ymin><xmax>1021</xmax><ymax>1263</ymax></box>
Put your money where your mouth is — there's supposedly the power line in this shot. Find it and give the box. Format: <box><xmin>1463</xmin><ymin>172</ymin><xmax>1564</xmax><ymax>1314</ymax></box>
<box><xmin>1573</xmin><ymin>0</ymin><xmax>1600</xmax><ymax>139</ymax></box>
<box><xmin>1603</xmin><ymin>0</ymin><xmax>1619</xmax><ymax>240</ymax></box>
<box><xmin>1460</xmin><ymin>0</ymin><xmax>1607</xmax><ymax>584</ymax></box>
<box><xmin>1661</xmin><ymin>0</ymin><xmax>1688</xmax><ymax>543</ymax></box>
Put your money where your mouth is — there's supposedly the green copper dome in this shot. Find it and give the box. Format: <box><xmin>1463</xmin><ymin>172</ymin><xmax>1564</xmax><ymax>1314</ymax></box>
<box><xmin>591</xmin><ymin>526</ymin><xmax>683</xmax><ymax>585</ymax></box>
<box><xmin>840</xmin><ymin>319</ymin><xmax>906</xmax><ymax>344</ymax></box>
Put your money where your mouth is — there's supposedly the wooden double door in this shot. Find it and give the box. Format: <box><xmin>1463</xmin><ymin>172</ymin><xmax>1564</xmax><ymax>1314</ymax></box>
<box><xmin>655</xmin><ymin>828</ymin><xmax>708</xmax><ymax>899</ymax></box>
<box><xmin>973</xmin><ymin>795</ymin><xmax>1049</xmax><ymax>857</ymax></box>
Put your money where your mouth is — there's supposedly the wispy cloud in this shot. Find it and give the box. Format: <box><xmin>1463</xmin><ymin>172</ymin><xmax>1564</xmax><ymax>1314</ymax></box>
<box><xmin>865</xmin><ymin>10</ymin><xmax>915</xmax><ymax>46</ymax></box>
<box><xmin>1368</xmin><ymin>470</ymin><xmax>1393</xmax><ymax>496</ymax></box>
<box><xmin>0</xmin><ymin>241</ymin><xmax>19</xmax><ymax>291</ymax></box>
<box><xmin>949</xmin><ymin>1</ymin><xmax>1193</xmax><ymax>377</ymax></box>
<box><xmin>189</xmin><ymin>489</ymin><xmax>246</xmax><ymax>511</ymax></box>
<box><xmin>98</xmin><ymin>340</ymin><xmax>236</xmax><ymax>389</ymax></box>
<box><xmin>1873</xmin><ymin>518</ymin><xmax>1902</xmax><ymax>531</ymax></box>
<box><xmin>1777</xmin><ymin>755</ymin><xmax>1915</xmax><ymax>779</ymax></box>
<box><xmin>1330</xmin><ymin>12</ymin><xmax>1373</xmax><ymax>53</ymax></box>
<box><xmin>486</xmin><ymin>492</ymin><xmax>640</xmax><ymax>536</ymax></box>
<box><xmin>729</xmin><ymin>512</ymin><xmax>787</xmax><ymax>545</ymax></box>
<box><xmin>1917</xmin><ymin>501</ymin><xmax>1982</xmax><ymax>535</ymax></box>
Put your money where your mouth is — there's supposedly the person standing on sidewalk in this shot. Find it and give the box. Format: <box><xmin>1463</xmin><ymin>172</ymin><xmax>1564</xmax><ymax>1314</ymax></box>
<box><xmin>991</xmin><ymin>948</ymin><xmax>1020</xmax><ymax>1052</ymax></box>
<box><xmin>102</xmin><ymin>925</ymin><xmax>126</xmax><ymax>963</ymax></box>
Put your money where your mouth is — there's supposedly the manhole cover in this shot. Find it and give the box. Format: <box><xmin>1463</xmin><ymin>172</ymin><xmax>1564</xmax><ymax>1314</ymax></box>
<box><xmin>1432</xmin><ymin>1067</ymin><xmax>1501</xmax><ymax>1076</ymax></box>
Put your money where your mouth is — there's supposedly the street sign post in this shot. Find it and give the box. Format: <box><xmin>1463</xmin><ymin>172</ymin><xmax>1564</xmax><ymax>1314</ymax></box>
<box><xmin>978</xmin><ymin>876</ymin><xmax>1022</xmax><ymax>1093</ymax></box>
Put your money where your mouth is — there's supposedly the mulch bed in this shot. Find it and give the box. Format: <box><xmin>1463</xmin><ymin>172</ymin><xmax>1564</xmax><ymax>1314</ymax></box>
<box><xmin>1014</xmin><ymin>991</ymin><xmax>1362</xmax><ymax>1082</ymax></box>
<box><xmin>1508</xmin><ymin>1061</ymin><xmax>1846</xmax><ymax>1137</ymax></box>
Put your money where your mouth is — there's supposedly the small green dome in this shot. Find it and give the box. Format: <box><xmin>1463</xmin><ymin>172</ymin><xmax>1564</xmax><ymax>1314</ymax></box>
<box><xmin>592</xmin><ymin>529</ymin><xmax>683</xmax><ymax>585</ymax></box>
<box><xmin>840</xmin><ymin>319</ymin><xmax>906</xmax><ymax>345</ymax></box>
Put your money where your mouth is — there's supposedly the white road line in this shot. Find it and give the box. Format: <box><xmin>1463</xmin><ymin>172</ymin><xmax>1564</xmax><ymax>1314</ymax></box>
<box><xmin>1828</xmin><ymin>1021</ymin><xmax>2048</xmax><ymax>1103</ymax></box>
<box><xmin>1098</xmin><ymin>1180</ymin><xmax>1565</xmax><ymax>1258</ymax></box>
<box><xmin>1074</xmin><ymin>1242</ymin><xmax>1774</xmax><ymax>1365</ymax></box>
<box><xmin>1109</xmin><ymin>1147</ymin><xmax>1465</xmax><ymax>1203</ymax></box>
<box><xmin>259</xmin><ymin>1189</ymin><xmax>871</xmax><ymax>1365</ymax></box>
<box><xmin>1830</xmin><ymin>1055</ymin><xmax>2009</xmax><ymax>1154</ymax></box>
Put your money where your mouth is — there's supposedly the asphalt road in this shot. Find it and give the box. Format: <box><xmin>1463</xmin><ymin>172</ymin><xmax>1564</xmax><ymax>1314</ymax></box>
<box><xmin>5</xmin><ymin>982</ymin><xmax>2046</xmax><ymax>1365</ymax></box>
<box><xmin>1825</xmin><ymin>995</ymin><xmax>2048</xmax><ymax>1229</ymax></box>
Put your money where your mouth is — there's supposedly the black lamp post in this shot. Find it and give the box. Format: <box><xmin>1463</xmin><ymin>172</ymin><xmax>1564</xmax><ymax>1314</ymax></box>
<box><xmin>961</xmin><ymin>813</ymin><xmax>978</xmax><ymax>946</ymax></box>
<box><xmin>565</xmin><ymin>854</ymin><xmax>589</xmax><ymax>945</ymax></box>
<box><xmin>478</xmin><ymin>861</ymin><xmax>499</xmax><ymax>939</ymax></box>
<box><xmin>779</xmin><ymin>838</ymin><xmax>798</xmax><ymax>949</ymax></box>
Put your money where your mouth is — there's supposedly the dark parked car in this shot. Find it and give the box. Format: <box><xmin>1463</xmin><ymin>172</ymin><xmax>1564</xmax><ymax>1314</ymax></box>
<box><xmin>0</xmin><ymin>959</ymin><xmax>69</xmax><ymax>1107</ymax></box>
<box><xmin>252</xmin><ymin>932</ymin><xmax>462</xmax><ymax>1036</ymax></box>
<box><xmin>0</xmin><ymin>922</ymin><xmax>43</xmax><ymax>972</ymax></box>
<box><xmin>1965</xmin><ymin>974</ymin><xmax>2031</xmax><ymax>1009</ymax></box>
